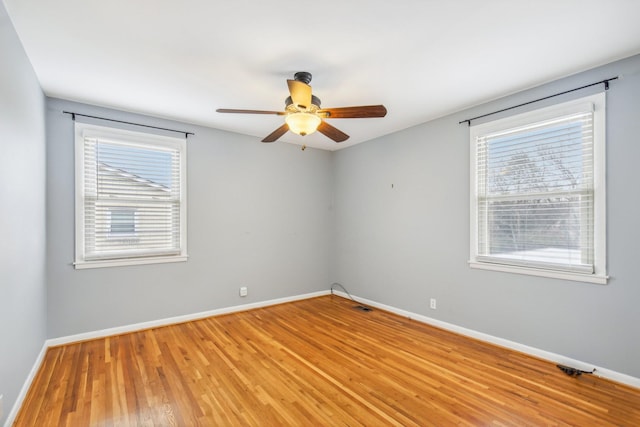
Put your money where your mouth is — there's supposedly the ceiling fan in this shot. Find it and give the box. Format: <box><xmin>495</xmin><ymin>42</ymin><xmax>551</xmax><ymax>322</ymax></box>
<box><xmin>216</xmin><ymin>72</ymin><xmax>387</xmax><ymax>143</ymax></box>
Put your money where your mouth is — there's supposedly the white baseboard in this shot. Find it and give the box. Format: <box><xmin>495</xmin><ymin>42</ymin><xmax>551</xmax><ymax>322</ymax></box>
<box><xmin>4</xmin><ymin>343</ymin><xmax>48</xmax><ymax>427</ymax></box>
<box><xmin>9</xmin><ymin>288</ymin><xmax>638</xmax><ymax>427</ymax></box>
<box><xmin>46</xmin><ymin>290</ymin><xmax>330</xmax><ymax>347</ymax></box>
<box><xmin>332</xmin><ymin>290</ymin><xmax>640</xmax><ymax>390</ymax></box>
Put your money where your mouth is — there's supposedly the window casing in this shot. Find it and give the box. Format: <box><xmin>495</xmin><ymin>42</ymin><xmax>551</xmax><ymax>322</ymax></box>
<box><xmin>469</xmin><ymin>93</ymin><xmax>606</xmax><ymax>284</ymax></box>
<box><xmin>75</xmin><ymin>122</ymin><xmax>187</xmax><ymax>269</ymax></box>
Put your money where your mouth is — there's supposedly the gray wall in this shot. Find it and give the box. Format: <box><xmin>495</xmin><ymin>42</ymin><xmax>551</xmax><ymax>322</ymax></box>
<box><xmin>46</xmin><ymin>98</ymin><xmax>333</xmax><ymax>338</ymax></box>
<box><xmin>45</xmin><ymin>54</ymin><xmax>640</xmax><ymax>379</ymax></box>
<box><xmin>332</xmin><ymin>54</ymin><xmax>640</xmax><ymax>378</ymax></box>
<box><xmin>4</xmin><ymin>12</ymin><xmax>638</xmax><ymax>423</ymax></box>
<box><xmin>0</xmin><ymin>2</ymin><xmax>47</xmax><ymax>424</ymax></box>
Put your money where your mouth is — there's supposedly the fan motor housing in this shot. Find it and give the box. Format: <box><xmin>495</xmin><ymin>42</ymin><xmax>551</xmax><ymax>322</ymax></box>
<box><xmin>285</xmin><ymin>95</ymin><xmax>321</xmax><ymax>111</ymax></box>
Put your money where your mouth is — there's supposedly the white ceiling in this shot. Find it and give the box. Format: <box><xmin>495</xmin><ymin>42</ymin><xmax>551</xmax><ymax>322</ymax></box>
<box><xmin>4</xmin><ymin>1</ymin><xmax>640</xmax><ymax>150</ymax></box>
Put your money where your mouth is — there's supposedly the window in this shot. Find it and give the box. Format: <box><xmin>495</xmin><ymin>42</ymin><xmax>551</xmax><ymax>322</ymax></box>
<box><xmin>469</xmin><ymin>93</ymin><xmax>606</xmax><ymax>284</ymax></box>
<box><xmin>75</xmin><ymin>122</ymin><xmax>187</xmax><ymax>268</ymax></box>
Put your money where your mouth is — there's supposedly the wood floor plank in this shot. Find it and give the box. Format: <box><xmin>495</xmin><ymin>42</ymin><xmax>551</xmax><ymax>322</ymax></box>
<box><xmin>14</xmin><ymin>295</ymin><xmax>640</xmax><ymax>426</ymax></box>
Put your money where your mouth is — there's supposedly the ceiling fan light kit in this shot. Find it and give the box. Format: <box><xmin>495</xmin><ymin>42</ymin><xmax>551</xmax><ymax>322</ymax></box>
<box><xmin>285</xmin><ymin>112</ymin><xmax>321</xmax><ymax>136</ymax></box>
<box><xmin>284</xmin><ymin>92</ymin><xmax>322</xmax><ymax>136</ymax></box>
<box><xmin>216</xmin><ymin>72</ymin><xmax>387</xmax><ymax>144</ymax></box>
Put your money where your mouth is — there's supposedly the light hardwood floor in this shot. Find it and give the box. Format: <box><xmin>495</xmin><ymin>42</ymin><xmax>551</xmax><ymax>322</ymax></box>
<box><xmin>15</xmin><ymin>295</ymin><xmax>640</xmax><ymax>426</ymax></box>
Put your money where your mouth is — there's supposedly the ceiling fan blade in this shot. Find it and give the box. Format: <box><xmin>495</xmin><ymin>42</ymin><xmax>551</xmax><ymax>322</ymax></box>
<box><xmin>262</xmin><ymin>123</ymin><xmax>289</xmax><ymax>143</ymax></box>
<box><xmin>317</xmin><ymin>105</ymin><xmax>387</xmax><ymax>119</ymax></box>
<box><xmin>287</xmin><ymin>80</ymin><xmax>312</xmax><ymax>109</ymax></box>
<box><xmin>317</xmin><ymin>121</ymin><xmax>349</xmax><ymax>143</ymax></box>
<box><xmin>216</xmin><ymin>108</ymin><xmax>285</xmax><ymax>115</ymax></box>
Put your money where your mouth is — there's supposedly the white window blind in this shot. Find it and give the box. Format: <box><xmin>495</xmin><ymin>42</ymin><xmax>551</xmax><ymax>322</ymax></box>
<box><xmin>75</xmin><ymin>123</ymin><xmax>187</xmax><ymax>268</ymax></box>
<box><xmin>470</xmin><ymin>93</ymin><xmax>606</xmax><ymax>283</ymax></box>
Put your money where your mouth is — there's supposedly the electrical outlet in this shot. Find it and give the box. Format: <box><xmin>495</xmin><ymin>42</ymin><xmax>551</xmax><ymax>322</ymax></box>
<box><xmin>239</xmin><ymin>286</ymin><xmax>248</xmax><ymax>297</ymax></box>
<box><xmin>430</xmin><ymin>298</ymin><xmax>437</xmax><ymax>310</ymax></box>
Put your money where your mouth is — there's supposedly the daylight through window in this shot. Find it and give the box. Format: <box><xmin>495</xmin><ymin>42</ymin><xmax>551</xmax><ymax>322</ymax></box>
<box><xmin>469</xmin><ymin>93</ymin><xmax>606</xmax><ymax>283</ymax></box>
<box><xmin>75</xmin><ymin>122</ymin><xmax>187</xmax><ymax>268</ymax></box>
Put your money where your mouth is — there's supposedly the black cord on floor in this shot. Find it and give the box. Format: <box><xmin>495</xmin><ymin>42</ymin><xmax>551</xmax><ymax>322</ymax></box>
<box><xmin>330</xmin><ymin>283</ymin><xmax>373</xmax><ymax>311</ymax></box>
<box><xmin>557</xmin><ymin>364</ymin><xmax>596</xmax><ymax>377</ymax></box>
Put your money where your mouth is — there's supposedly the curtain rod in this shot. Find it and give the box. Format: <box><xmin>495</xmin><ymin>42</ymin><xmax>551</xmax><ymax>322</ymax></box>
<box><xmin>63</xmin><ymin>111</ymin><xmax>195</xmax><ymax>137</ymax></box>
<box><xmin>459</xmin><ymin>76</ymin><xmax>619</xmax><ymax>126</ymax></box>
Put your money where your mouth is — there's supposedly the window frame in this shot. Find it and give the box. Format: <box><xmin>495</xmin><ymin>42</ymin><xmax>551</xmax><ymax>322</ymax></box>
<box><xmin>74</xmin><ymin>122</ymin><xmax>188</xmax><ymax>269</ymax></box>
<box><xmin>469</xmin><ymin>92</ymin><xmax>607</xmax><ymax>284</ymax></box>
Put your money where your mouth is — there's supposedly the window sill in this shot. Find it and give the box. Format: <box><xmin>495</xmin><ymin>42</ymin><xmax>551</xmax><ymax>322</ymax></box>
<box><xmin>74</xmin><ymin>255</ymin><xmax>188</xmax><ymax>270</ymax></box>
<box><xmin>468</xmin><ymin>260</ymin><xmax>608</xmax><ymax>285</ymax></box>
